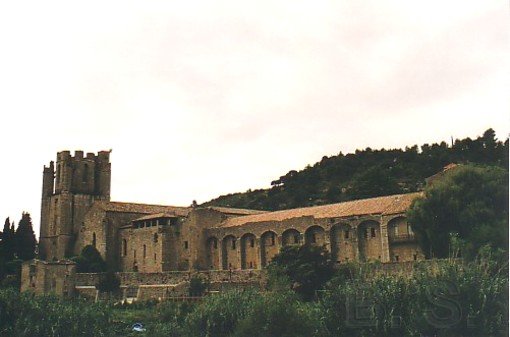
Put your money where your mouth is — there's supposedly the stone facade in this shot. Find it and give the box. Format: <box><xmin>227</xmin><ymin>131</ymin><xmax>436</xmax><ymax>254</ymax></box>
<box><xmin>28</xmin><ymin>150</ymin><xmax>426</xmax><ymax>296</ymax></box>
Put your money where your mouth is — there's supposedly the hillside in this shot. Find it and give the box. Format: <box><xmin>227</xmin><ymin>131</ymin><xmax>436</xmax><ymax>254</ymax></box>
<box><xmin>203</xmin><ymin>128</ymin><xmax>508</xmax><ymax>211</ymax></box>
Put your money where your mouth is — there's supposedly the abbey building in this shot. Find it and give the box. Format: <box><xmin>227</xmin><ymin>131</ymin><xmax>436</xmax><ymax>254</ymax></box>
<box><xmin>38</xmin><ymin>150</ymin><xmax>424</xmax><ymax>273</ymax></box>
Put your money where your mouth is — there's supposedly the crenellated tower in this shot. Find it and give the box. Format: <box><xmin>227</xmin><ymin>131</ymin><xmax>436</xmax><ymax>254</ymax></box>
<box><xmin>39</xmin><ymin>150</ymin><xmax>111</xmax><ymax>260</ymax></box>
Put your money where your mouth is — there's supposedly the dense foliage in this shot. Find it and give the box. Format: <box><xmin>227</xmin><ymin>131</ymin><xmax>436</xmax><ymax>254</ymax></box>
<box><xmin>407</xmin><ymin>164</ymin><xmax>509</xmax><ymax>258</ymax></box>
<box><xmin>0</xmin><ymin>256</ymin><xmax>507</xmax><ymax>337</ymax></box>
<box><xmin>204</xmin><ymin>128</ymin><xmax>508</xmax><ymax>210</ymax></box>
<box><xmin>72</xmin><ymin>245</ymin><xmax>108</xmax><ymax>273</ymax></box>
<box><xmin>0</xmin><ymin>213</ymin><xmax>37</xmax><ymax>285</ymax></box>
<box><xmin>267</xmin><ymin>244</ymin><xmax>334</xmax><ymax>300</ymax></box>
<box><xmin>0</xmin><ymin>289</ymin><xmax>112</xmax><ymax>336</ymax></box>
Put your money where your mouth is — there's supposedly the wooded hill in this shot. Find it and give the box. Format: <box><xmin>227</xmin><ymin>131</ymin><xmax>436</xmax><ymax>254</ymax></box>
<box><xmin>203</xmin><ymin>129</ymin><xmax>508</xmax><ymax>211</ymax></box>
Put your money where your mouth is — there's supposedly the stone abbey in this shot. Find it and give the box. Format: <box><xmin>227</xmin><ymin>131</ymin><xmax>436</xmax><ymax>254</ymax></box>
<box><xmin>23</xmin><ymin>150</ymin><xmax>427</xmax><ymax>297</ymax></box>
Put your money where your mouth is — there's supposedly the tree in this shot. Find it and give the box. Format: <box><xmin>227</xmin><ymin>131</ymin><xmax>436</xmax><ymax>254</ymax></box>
<box><xmin>72</xmin><ymin>245</ymin><xmax>107</xmax><ymax>273</ymax></box>
<box><xmin>15</xmin><ymin>212</ymin><xmax>37</xmax><ymax>260</ymax></box>
<box><xmin>268</xmin><ymin>244</ymin><xmax>334</xmax><ymax>300</ymax></box>
<box><xmin>407</xmin><ymin>164</ymin><xmax>508</xmax><ymax>259</ymax></box>
<box><xmin>346</xmin><ymin>166</ymin><xmax>402</xmax><ymax>199</ymax></box>
<box><xmin>96</xmin><ymin>270</ymin><xmax>120</xmax><ymax>293</ymax></box>
<box><xmin>0</xmin><ymin>218</ymin><xmax>15</xmax><ymax>261</ymax></box>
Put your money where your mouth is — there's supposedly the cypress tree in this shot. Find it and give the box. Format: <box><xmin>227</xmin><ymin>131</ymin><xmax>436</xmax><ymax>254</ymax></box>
<box><xmin>0</xmin><ymin>217</ymin><xmax>15</xmax><ymax>261</ymax></box>
<box><xmin>15</xmin><ymin>212</ymin><xmax>37</xmax><ymax>260</ymax></box>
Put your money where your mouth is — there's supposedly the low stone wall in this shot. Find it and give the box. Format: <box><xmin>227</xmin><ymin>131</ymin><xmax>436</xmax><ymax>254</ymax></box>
<box><xmin>75</xmin><ymin>269</ymin><xmax>264</xmax><ymax>288</ymax></box>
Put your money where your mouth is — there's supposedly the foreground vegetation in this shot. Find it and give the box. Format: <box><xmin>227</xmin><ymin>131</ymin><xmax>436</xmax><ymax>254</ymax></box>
<box><xmin>0</xmin><ymin>256</ymin><xmax>507</xmax><ymax>337</ymax></box>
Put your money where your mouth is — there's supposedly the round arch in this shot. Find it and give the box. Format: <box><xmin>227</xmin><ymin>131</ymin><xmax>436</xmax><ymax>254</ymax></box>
<box><xmin>240</xmin><ymin>233</ymin><xmax>258</xmax><ymax>269</ymax></box>
<box><xmin>260</xmin><ymin>231</ymin><xmax>279</xmax><ymax>267</ymax></box>
<box><xmin>330</xmin><ymin>223</ymin><xmax>356</xmax><ymax>263</ymax></box>
<box><xmin>221</xmin><ymin>235</ymin><xmax>239</xmax><ymax>270</ymax></box>
<box><xmin>282</xmin><ymin>228</ymin><xmax>301</xmax><ymax>246</ymax></box>
<box><xmin>206</xmin><ymin>236</ymin><xmax>220</xmax><ymax>270</ymax></box>
<box><xmin>304</xmin><ymin>225</ymin><xmax>326</xmax><ymax>246</ymax></box>
<box><xmin>357</xmin><ymin>220</ymin><xmax>381</xmax><ymax>262</ymax></box>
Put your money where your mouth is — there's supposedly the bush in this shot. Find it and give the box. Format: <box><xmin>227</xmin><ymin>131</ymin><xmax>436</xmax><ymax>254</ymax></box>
<box><xmin>188</xmin><ymin>276</ymin><xmax>208</xmax><ymax>297</ymax></box>
<box><xmin>0</xmin><ymin>289</ymin><xmax>113</xmax><ymax>336</ymax></box>
<box><xmin>96</xmin><ymin>271</ymin><xmax>120</xmax><ymax>293</ymax></box>
<box><xmin>234</xmin><ymin>291</ymin><xmax>321</xmax><ymax>337</ymax></box>
<box><xmin>184</xmin><ymin>289</ymin><xmax>259</xmax><ymax>337</ymax></box>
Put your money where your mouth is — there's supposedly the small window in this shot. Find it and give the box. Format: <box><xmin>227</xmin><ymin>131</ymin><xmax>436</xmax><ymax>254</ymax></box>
<box><xmin>153</xmin><ymin>233</ymin><xmax>158</xmax><ymax>243</ymax></box>
<box><xmin>311</xmin><ymin>233</ymin><xmax>317</xmax><ymax>244</ymax></box>
<box><xmin>213</xmin><ymin>239</ymin><xmax>217</xmax><ymax>249</ymax></box>
<box><xmin>122</xmin><ymin>239</ymin><xmax>127</xmax><ymax>256</ymax></box>
<box><xmin>184</xmin><ymin>241</ymin><xmax>189</xmax><ymax>249</ymax></box>
<box><xmin>232</xmin><ymin>239</ymin><xmax>236</xmax><ymax>250</ymax></box>
<box><xmin>92</xmin><ymin>232</ymin><xmax>96</xmax><ymax>247</ymax></box>
<box><xmin>143</xmin><ymin>245</ymin><xmax>146</xmax><ymax>258</ymax></box>
<box><xmin>250</xmin><ymin>238</ymin><xmax>255</xmax><ymax>248</ymax></box>
<box><xmin>134</xmin><ymin>250</ymin><xmax>137</xmax><ymax>259</ymax></box>
<box><xmin>344</xmin><ymin>230</ymin><xmax>349</xmax><ymax>239</ymax></box>
<box><xmin>413</xmin><ymin>254</ymin><xmax>418</xmax><ymax>261</ymax></box>
<box><xmin>370</xmin><ymin>228</ymin><xmax>376</xmax><ymax>238</ymax></box>
<box><xmin>82</xmin><ymin>163</ymin><xmax>89</xmax><ymax>183</ymax></box>
<box><xmin>394</xmin><ymin>255</ymin><xmax>399</xmax><ymax>262</ymax></box>
<box><xmin>154</xmin><ymin>253</ymin><xmax>157</xmax><ymax>261</ymax></box>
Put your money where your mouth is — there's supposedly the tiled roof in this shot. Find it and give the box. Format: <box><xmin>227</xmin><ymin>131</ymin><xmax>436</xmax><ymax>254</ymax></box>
<box><xmin>216</xmin><ymin>192</ymin><xmax>422</xmax><ymax>228</ymax></box>
<box><xmin>133</xmin><ymin>213</ymin><xmax>181</xmax><ymax>221</ymax></box>
<box><xmin>98</xmin><ymin>201</ymin><xmax>191</xmax><ymax>217</ymax></box>
<box><xmin>207</xmin><ymin>206</ymin><xmax>267</xmax><ymax>216</ymax></box>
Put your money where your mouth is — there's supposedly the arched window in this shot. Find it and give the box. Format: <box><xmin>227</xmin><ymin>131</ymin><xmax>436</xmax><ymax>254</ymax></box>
<box><xmin>82</xmin><ymin>163</ymin><xmax>89</xmax><ymax>182</ymax></box>
<box><xmin>122</xmin><ymin>239</ymin><xmax>127</xmax><ymax>256</ymax></box>
<box><xmin>92</xmin><ymin>232</ymin><xmax>96</xmax><ymax>247</ymax></box>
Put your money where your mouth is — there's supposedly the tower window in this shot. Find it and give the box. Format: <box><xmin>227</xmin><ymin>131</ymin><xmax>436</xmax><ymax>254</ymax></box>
<box><xmin>232</xmin><ymin>239</ymin><xmax>236</xmax><ymax>250</ymax></box>
<box><xmin>82</xmin><ymin>163</ymin><xmax>89</xmax><ymax>183</ymax></box>
<box><xmin>122</xmin><ymin>239</ymin><xmax>127</xmax><ymax>256</ymax></box>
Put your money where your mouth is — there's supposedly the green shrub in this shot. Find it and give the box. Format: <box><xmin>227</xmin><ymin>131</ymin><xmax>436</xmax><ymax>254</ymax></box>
<box><xmin>188</xmin><ymin>276</ymin><xmax>208</xmax><ymax>297</ymax></box>
<box><xmin>184</xmin><ymin>289</ymin><xmax>258</xmax><ymax>337</ymax></box>
<box><xmin>0</xmin><ymin>289</ymin><xmax>113</xmax><ymax>337</ymax></box>
<box><xmin>234</xmin><ymin>291</ymin><xmax>321</xmax><ymax>337</ymax></box>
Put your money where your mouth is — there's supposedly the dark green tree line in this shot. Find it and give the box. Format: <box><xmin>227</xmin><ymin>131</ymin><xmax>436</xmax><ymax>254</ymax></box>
<box><xmin>204</xmin><ymin>128</ymin><xmax>508</xmax><ymax>211</ymax></box>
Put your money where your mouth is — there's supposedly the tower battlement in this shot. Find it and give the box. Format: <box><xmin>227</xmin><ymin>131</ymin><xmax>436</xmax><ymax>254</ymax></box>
<box><xmin>39</xmin><ymin>150</ymin><xmax>112</xmax><ymax>261</ymax></box>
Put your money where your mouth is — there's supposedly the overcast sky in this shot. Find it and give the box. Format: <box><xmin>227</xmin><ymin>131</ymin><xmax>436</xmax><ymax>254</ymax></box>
<box><xmin>0</xmin><ymin>1</ymin><xmax>508</xmax><ymax>235</ymax></box>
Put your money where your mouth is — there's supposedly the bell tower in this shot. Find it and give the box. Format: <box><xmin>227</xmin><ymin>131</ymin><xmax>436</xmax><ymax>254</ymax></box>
<box><xmin>39</xmin><ymin>150</ymin><xmax>111</xmax><ymax>260</ymax></box>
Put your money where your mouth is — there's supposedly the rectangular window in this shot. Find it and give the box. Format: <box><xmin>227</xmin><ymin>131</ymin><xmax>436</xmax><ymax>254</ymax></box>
<box><xmin>184</xmin><ymin>241</ymin><xmax>189</xmax><ymax>249</ymax></box>
<box><xmin>232</xmin><ymin>240</ymin><xmax>236</xmax><ymax>250</ymax></box>
<box><xmin>394</xmin><ymin>255</ymin><xmax>399</xmax><ymax>262</ymax></box>
<box><xmin>413</xmin><ymin>254</ymin><xmax>418</xmax><ymax>261</ymax></box>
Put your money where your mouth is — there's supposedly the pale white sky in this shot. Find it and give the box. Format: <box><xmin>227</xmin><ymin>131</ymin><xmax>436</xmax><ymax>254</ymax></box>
<box><xmin>0</xmin><ymin>1</ymin><xmax>508</xmax><ymax>236</ymax></box>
